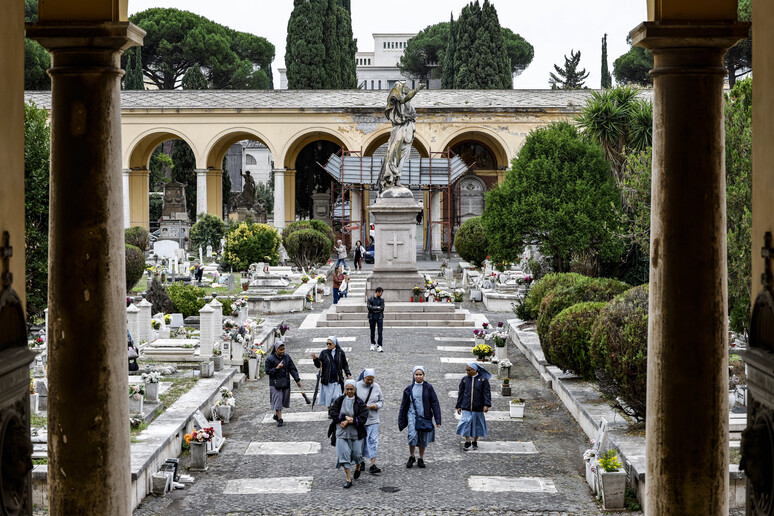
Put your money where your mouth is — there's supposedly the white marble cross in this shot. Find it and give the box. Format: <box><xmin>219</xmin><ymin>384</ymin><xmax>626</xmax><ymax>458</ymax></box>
<box><xmin>387</xmin><ymin>232</ymin><xmax>404</xmax><ymax>259</ymax></box>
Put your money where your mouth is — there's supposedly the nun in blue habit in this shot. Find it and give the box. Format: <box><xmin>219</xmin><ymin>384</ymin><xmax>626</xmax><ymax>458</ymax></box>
<box><xmin>312</xmin><ymin>336</ymin><xmax>351</xmax><ymax>409</ymax></box>
<box><xmin>398</xmin><ymin>366</ymin><xmax>442</xmax><ymax>469</ymax></box>
<box><xmin>329</xmin><ymin>379</ymin><xmax>368</xmax><ymax>488</ymax></box>
<box><xmin>455</xmin><ymin>362</ymin><xmax>492</xmax><ymax>450</ymax></box>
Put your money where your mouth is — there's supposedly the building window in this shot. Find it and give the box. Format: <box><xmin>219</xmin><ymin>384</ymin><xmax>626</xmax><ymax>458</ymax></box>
<box><xmin>412</xmin><ymin>80</ymin><xmax>415</xmax><ymax>89</ymax></box>
<box><xmin>378</xmin><ymin>80</ymin><xmax>381</xmax><ymax>89</ymax></box>
<box><xmin>383</xmin><ymin>42</ymin><xmax>386</xmax><ymax>49</ymax></box>
<box><xmin>369</xmin><ymin>59</ymin><xmax>371</xmax><ymax>65</ymax></box>
<box><xmin>246</xmin><ymin>154</ymin><xmax>257</xmax><ymax>165</ymax></box>
<box><xmin>371</xmin><ymin>80</ymin><xmax>374</xmax><ymax>89</ymax></box>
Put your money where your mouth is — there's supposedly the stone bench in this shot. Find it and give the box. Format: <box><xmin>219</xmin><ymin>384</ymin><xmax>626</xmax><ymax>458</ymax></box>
<box><xmin>482</xmin><ymin>290</ymin><xmax>520</xmax><ymax>312</ymax></box>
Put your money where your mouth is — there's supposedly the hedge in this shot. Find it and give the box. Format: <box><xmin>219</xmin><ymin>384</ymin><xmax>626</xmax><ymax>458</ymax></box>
<box><xmin>516</xmin><ymin>272</ymin><xmax>586</xmax><ymax>321</ymax></box>
<box><xmin>221</xmin><ymin>222</ymin><xmax>281</xmax><ymax>271</ymax></box>
<box><xmin>286</xmin><ymin>228</ymin><xmax>334</xmax><ymax>270</ymax></box>
<box><xmin>125</xmin><ymin>226</ymin><xmax>150</xmax><ymax>251</ymax></box>
<box><xmin>453</xmin><ymin>216</ymin><xmax>488</xmax><ymax>267</ymax></box>
<box><xmin>282</xmin><ymin>220</ymin><xmax>335</xmax><ymax>249</ymax></box>
<box><xmin>546</xmin><ymin>302</ymin><xmax>607</xmax><ymax>380</ymax></box>
<box><xmin>167</xmin><ymin>283</ymin><xmax>207</xmax><ymax>318</ymax></box>
<box><xmin>125</xmin><ymin>244</ymin><xmax>145</xmax><ymax>292</ymax></box>
<box><xmin>589</xmin><ymin>284</ymin><xmax>649</xmax><ymax>420</ymax></box>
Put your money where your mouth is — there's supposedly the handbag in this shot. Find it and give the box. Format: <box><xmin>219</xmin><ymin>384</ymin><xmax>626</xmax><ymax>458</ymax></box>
<box><xmin>409</xmin><ymin>387</ymin><xmax>434</xmax><ymax>432</ymax></box>
<box><xmin>128</xmin><ymin>346</ymin><xmax>139</xmax><ymax>359</ymax></box>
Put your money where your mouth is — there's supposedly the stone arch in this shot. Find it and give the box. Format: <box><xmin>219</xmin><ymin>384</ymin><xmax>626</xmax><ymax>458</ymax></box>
<box><xmin>281</xmin><ymin>127</ymin><xmax>352</xmax><ymax>169</ymax></box>
<box><xmin>441</xmin><ymin>128</ymin><xmax>510</xmax><ymax>169</ymax></box>
<box><xmin>125</xmin><ymin>127</ymin><xmax>200</xmax><ymax>170</ymax></box>
<box><xmin>363</xmin><ymin>129</ymin><xmax>430</xmax><ymax>158</ymax></box>
<box><xmin>203</xmin><ymin>128</ymin><xmax>277</xmax><ymax>170</ymax></box>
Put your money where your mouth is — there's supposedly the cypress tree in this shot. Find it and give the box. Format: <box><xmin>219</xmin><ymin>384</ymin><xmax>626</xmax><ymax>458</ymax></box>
<box><xmin>601</xmin><ymin>34</ymin><xmax>612</xmax><ymax>89</ymax></box>
<box><xmin>182</xmin><ymin>64</ymin><xmax>208</xmax><ymax>90</ymax></box>
<box><xmin>475</xmin><ymin>0</ymin><xmax>511</xmax><ymax>88</ymax></box>
<box><xmin>336</xmin><ymin>3</ymin><xmax>358</xmax><ymax>88</ymax></box>
<box><xmin>322</xmin><ymin>0</ymin><xmax>340</xmax><ymax>88</ymax></box>
<box><xmin>124</xmin><ymin>48</ymin><xmax>145</xmax><ymax>90</ymax></box>
<box><xmin>453</xmin><ymin>1</ymin><xmax>479</xmax><ymax>89</ymax></box>
<box><xmin>286</xmin><ymin>0</ymin><xmax>327</xmax><ymax>89</ymax></box>
<box><xmin>441</xmin><ymin>13</ymin><xmax>456</xmax><ymax>89</ymax></box>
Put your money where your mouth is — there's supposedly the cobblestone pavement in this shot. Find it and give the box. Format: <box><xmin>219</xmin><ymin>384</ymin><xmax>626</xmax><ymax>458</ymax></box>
<box><xmin>134</xmin><ymin>291</ymin><xmax>640</xmax><ymax>515</ymax></box>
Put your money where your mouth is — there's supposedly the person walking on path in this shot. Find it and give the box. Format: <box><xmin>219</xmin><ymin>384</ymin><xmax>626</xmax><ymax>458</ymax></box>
<box><xmin>312</xmin><ymin>336</ymin><xmax>352</xmax><ymax>409</ymax></box>
<box><xmin>367</xmin><ymin>287</ymin><xmax>385</xmax><ymax>352</ymax></box>
<box><xmin>356</xmin><ymin>368</ymin><xmax>384</xmax><ymax>474</ymax></box>
<box><xmin>398</xmin><ymin>366</ymin><xmax>441</xmax><ymax>469</ymax></box>
<box><xmin>353</xmin><ymin>240</ymin><xmax>366</xmax><ymax>271</ymax></box>
<box><xmin>332</xmin><ymin>266</ymin><xmax>348</xmax><ymax>305</ymax></box>
<box><xmin>335</xmin><ymin>239</ymin><xmax>348</xmax><ymax>269</ymax></box>
<box><xmin>455</xmin><ymin>362</ymin><xmax>492</xmax><ymax>450</ymax></box>
<box><xmin>264</xmin><ymin>341</ymin><xmax>302</xmax><ymax>427</ymax></box>
<box><xmin>329</xmin><ymin>379</ymin><xmax>369</xmax><ymax>488</ymax></box>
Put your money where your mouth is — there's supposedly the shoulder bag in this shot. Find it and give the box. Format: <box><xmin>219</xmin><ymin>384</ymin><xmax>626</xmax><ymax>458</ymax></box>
<box><xmin>409</xmin><ymin>387</ymin><xmax>434</xmax><ymax>432</ymax></box>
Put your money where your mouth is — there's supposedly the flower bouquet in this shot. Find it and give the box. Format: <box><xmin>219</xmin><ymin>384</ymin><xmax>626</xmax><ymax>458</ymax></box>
<box><xmin>232</xmin><ymin>296</ymin><xmax>248</xmax><ymax>315</ymax></box>
<box><xmin>187</xmin><ymin>426</ymin><xmax>215</xmax><ymax>443</ymax></box>
<box><xmin>472</xmin><ymin>343</ymin><xmax>494</xmax><ymax>361</ymax></box>
<box><xmin>151</xmin><ymin>319</ymin><xmax>161</xmax><ymax>330</ymax></box>
<box><xmin>164</xmin><ymin>314</ymin><xmax>172</xmax><ymax>325</ymax></box>
<box><xmin>279</xmin><ymin>324</ymin><xmax>289</xmax><ymax>336</ymax></box>
<box><xmin>316</xmin><ymin>275</ymin><xmax>326</xmax><ymax>284</ymax></box>
<box><xmin>453</xmin><ymin>289</ymin><xmax>464</xmax><ymax>303</ymax></box>
<box><xmin>492</xmin><ymin>331</ymin><xmax>508</xmax><ymax>348</ymax></box>
<box><xmin>129</xmin><ymin>384</ymin><xmax>145</xmax><ymax>400</ymax></box>
<box><xmin>301</xmin><ymin>275</ymin><xmax>310</xmax><ymax>283</ymax></box>
<box><xmin>141</xmin><ymin>371</ymin><xmax>161</xmax><ymax>383</ymax></box>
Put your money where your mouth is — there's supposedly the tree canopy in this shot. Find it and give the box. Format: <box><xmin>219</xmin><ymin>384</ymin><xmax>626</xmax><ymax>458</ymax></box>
<box><xmin>725</xmin><ymin>0</ymin><xmax>751</xmax><ymax>87</ymax></box>
<box><xmin>24</xmin><ymin>0</ymin><xmax>51</xmax><ymax>90</ymax></box>
<box><xmin>285</xmin><ymin>0</ymin><xmax>357</xmax><ymax>89</ymax></box>
<box><xmin>399</xmin><ymin>22</ymin><xmax>450</xmax><ymax>86</ymax></box>
<box><xmin>549</xmin><ymin>49</ymin><xmax>589</xmax><ymax>89</ymax></box>
<box><xmin>482</xmin><ymin>122</ymin><xmax>622</xmax><ymax>271</ymax></box>
<box><xmin>128</xmin><ymin>8</ymin><xmax>274</xmax><ymax>90</ymax></box>
<box><xmin>613</xmin><ymin>41</ymin><xmax>653</xmax><ymax>87</ymax></box>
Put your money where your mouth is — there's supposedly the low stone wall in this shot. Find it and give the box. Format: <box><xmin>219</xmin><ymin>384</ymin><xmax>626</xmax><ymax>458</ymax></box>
<box><xmin>246</xmin><ymin>281</ymin><xmax>317</xmax><ymax>314</ymax></box>
<box><xmin>507</xmin><ymin>319</ymin><xmax>746</xmax><ymax>510</ymax></box>
<box><xmin>482</xmin><ymin>291</ymin><xmax>519</xmax><ymax>312</ymax></box>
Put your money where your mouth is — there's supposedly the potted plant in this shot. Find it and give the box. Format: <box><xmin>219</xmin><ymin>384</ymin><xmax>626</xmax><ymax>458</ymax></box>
<box><xmin>279</xmin><ymin>324</ymin><xmax>289</xmax><ymax>336</ymax></box>
<box><xmin>129</xmin><ymin>384</ymin><xmax>145</xmax><ymax>415</ymax></box>
<box><xmin>597</xmin><ymin>449</ymin><xmax>626</xmax><ymax>510</ymax></box>
<box><xmin>498</xmin><ymin>358</ymin><xmax>513</xmax><ymax>380</ymax></box>
<box><xmin>151</xmin><ymin>319</ymin><xmax>161</xmax><ymax>331</ymax></box>
<box><xmin>472</xmin><ymin>343</ymin><xmax>494</xmax><ymax>362</ymax></box>
<box><xmin>213</xmin><ymin>387</ymin><xmax>235</xmax><ymax>423</ymax></box>
<box><xmin>509</xmin><ymin>397</ymin><xmax>525</xmax><ymax>418</ymax></box>
<box><xmin>301</xmin><ymin>275</ymin><xmax>310</xmax><ymax>283</ymax></box>
<box><xmin>186</xmin><ymin>427</ymin><xmax>215</xmax><ymax>471</ymax></box>
<box><xmin>212</xmin><ymin>347</ymin><xmax>224</xmax><ymax>371</ymax></box>
<box><xmin>453</xmin><ymin>289</ymin><xmax>464</xmax><ymax>308</ymax></box>
<box><xmin>473</xmin><ymin>329</ymin><xmax>487</xmax><ymax>346</ymax></box>
<box><xmin>501</xmin><ymin>378</ymin><xmax>511</xmax><ymax>396</ymax></box>
<box><xmin>247</xmin><ymin>347</ymin><xmax>260</xmax><ymax>380</ymax></box>
<box><xmin>142</xmin><ymin>371</ymin><xmax>161</xmax><ymax>402</ymax></box>
<box><xmin>30</xmin><ymin>379</ymin><xmax>39</xmax><ymax>414</ymax></box>
<box><xmin>412</xmin><ymin>285</ymin><xmax>421</xmax><ymax>302</ymax></box>
<box><xmin>493</xmin><ymin>331</ymin><xmax>508</xmax><ymax>359</ymax></box>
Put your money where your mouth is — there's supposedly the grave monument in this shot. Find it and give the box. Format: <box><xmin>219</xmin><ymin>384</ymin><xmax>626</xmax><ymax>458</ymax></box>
<box><xmin>366</xmin><ymin>82</ymin><xmax>426</xmax><ymax>302</ymax></box>
<box><xmin>153</xmin><ymin>181</ymin><xmax>190</xmax><ymax>257</ymax></box>
<box><xmin>230</xmin><ymin>170</ymin><xmax>267</xmax><ymax>223</ymax></box>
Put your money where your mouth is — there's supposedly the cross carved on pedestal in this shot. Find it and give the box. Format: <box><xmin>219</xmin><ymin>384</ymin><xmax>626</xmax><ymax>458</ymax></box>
<box><xmin>387</xmin><ymin>232</ymin><xmax>405</xmax><ymax>259</ymax></box>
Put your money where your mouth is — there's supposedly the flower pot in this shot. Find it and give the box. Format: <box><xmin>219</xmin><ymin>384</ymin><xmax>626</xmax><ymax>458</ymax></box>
<box><xmin>495</xmin><ymin>345</ymin><xmax>507</xmax><ymax>360</ymax></box>
<box><xmin>129</xmin><ymin>396</ymin><xmax>144</xmax><ymax>415</ymax></box>
<box><xmin>501</xmin><ymin>384</ymin><xmax>511</xmax><ymax>396</ymax></box>
<box><xmin>213</xmin><ymin>355</ymin><xmax>223</xmax><ymax>371</ymax></box>
<box><xmin>599</xmin><ymin>470</ymin><xmax>626</xmax><ymax>510</ymax></box>
<box><xmin>190</xmin><ymin>441</ymin><xmax>208</xmax><ymax>471</ymax></box>
<box><xmin>215</xmin><ymin>404</ymin><xmax>233</xmax><ymax>424</ymax></box>
<box><xmin>241</xmin><ymin>282</ymin><xmax>249</xmax><ymax>292</ymax></box>
<box><xmin>248</xmin><ymin>357</ymin><xmax>258</xmax><ymax>380</ymax></box>
<box><xmin>509</xmin><ymin>401</ymin><xmax>524</xmax><ymax>418</ymax></box>
<box><xmin>30</xmin><ymin>393</ymin><xmax>39</xmax><ymax>414</ymax></box>
<box><xmin>145</xmin><ymin>381</ymin><xmax>159</xmax><ymax>402</ymax></box>
<box><xmin>455</xmin><ymin>302</ymin><xmax>461</xmax><ymax>309</ymax></box>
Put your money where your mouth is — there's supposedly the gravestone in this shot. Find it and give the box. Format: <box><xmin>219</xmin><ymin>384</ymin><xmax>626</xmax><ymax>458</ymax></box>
<box><xmin>136</xmin><ymin>298</ymin><xmax>153</xmax><ymax>345</ymax></box>
<box><xmin>226</xmin><ymin>274</ymin><xmax>235</xmax><ymax>291</ymax></box>
<box><xmin>206</xmin><ymin>245</ymin><xmax>213</xmax><ymax>258</ymax></box>
<box><xmin>459</xmin><ymin>175</ymin><xmax>486</xmax><ymax>224</ymax></box>
<box><xmin>153</xmin><ymin>240</ymin><xmax>180</xmax><ymax>261</ymax></box>
<box><xmin>198</xmin><ymin>304</ymin><xmax>216</xmax><ymax>357</ymax></box>
<box><xmin>169</xmin><ymin>313</ymin><xmax>185</xmax><ymax>328</ymax></box>
<box><xmin>126</xmin><ymin>303</ymin><xmax>140</xmax><ymax>343</ymax></box>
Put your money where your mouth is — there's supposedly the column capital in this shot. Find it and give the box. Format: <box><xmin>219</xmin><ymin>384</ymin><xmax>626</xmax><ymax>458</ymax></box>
<box><xmin>631</xmin><ymin>21</ymin><xmax>749</xmax><ymax>51</ymax></box>
<box><xmin>26</xmin><ymin>21</ymin><xmax>144</xmax><ymax>54</ymax></box>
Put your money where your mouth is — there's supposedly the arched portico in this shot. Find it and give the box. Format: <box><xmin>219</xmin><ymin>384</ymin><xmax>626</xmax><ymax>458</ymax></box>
<box><xmin>441</xmin><ymin>128</ymin><xmax>511</xmax><ymax>185</ymax></box>
<box><xmin>363</xmin><ymin>129</ymin><xmax>430</xmax><ymax>158</ymax></box>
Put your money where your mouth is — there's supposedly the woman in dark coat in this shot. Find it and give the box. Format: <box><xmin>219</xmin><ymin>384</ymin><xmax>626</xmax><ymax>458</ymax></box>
<box><xmin>398</xmin><ymin>366</ymin><xmax>442</xmax><ymax>469</ymax></box>
<box><xmin>312</xmin><ymin>336</ymin><xmax>351</xmax><ymax>409</ymax></box>
<box><xmin>455</xmin><ymin>362</ymin><xmax>492</xmax><ymax>450</ymax></box>
<box><xmin>264</xmin><ymin>340</ymin><xmax>302</xmax><ymax>427</ymax></box>
<box><xmin>329</xmin><ymin>379</ymin><xmax>369</xmax><ymax>488</ymax></box>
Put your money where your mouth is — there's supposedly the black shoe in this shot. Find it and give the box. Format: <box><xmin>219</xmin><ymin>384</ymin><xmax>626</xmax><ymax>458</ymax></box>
<box><xmin>343</xmin><ymin>481</ymin><xmax>353</xmax><ymax>489</ymax></box>
<box><xmin>406</xmin><ymin>456</ymin><xmax>415</xmax><ymax>468</ymax></box>
<box><xmin>369</xmin><ymin>464</ymin><xmax>382</xmax><ymax>474</ymax></box>
<box><xmin>472</xmin><ymin>441</ymin><xmax>478</xmax><ymax>450</ymax></box>
<box><xmin>463</xmin><ymin>442</ymin><xmax>472</xmax><ymax>451</ymax></box>
<box><xmin>417</xmin><ymin>458</ymin><xmax>425</xmax><ymax>468</ymax></box>
<box><xmin>272</xmin><ymin>414</ymin><xmax>278</xmax><ymax>421</ymax></box>
<box><xmin>277</xmin><ymin>419</ymin><xmax>284</xmax><ymax>427</ymax></box>
<box><xmin>354</xmin><ymin>466</ymin><xmax>362</xmax><ymax>480</ymax></box>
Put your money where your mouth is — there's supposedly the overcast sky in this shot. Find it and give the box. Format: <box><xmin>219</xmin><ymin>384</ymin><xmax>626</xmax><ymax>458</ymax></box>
<box><xmin>128</xmin><ymin>0</ymin><xmax>648</xmax><ymax>89</ymax></box>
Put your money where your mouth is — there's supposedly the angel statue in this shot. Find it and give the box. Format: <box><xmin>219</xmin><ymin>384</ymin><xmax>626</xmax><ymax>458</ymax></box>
<box><xmin>377</xmin><ymin>81</ymin><xmax>425</xmax><ymax>195</ymax></box>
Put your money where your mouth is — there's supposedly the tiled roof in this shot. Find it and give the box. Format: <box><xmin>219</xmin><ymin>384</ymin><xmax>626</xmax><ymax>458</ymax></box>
<box><xmin>24</xmin><ymin>89</ymin><xmax>654</xmax><ymax>113</ymax></box>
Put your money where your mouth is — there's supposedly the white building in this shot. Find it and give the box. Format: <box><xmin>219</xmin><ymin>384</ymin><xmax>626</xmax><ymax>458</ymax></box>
<box><xmin>243</xmin><ymin>140</ymin><xmax>272</xmax><ymax>187</ymax></box>
<box><xmin>279</xmin><ymin>32</ymin><xmax>440</xmax><ymax>90</ymax></box>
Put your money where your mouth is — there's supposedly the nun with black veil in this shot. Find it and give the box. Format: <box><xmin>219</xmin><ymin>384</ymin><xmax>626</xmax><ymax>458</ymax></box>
<box><xmin>264</xmin><ymin>340</ymin><xmax>301</xmax><ymax>427</ymax></box>
<box><xmin>398</xmin><ymin>366</ymin><xmax>442</xmax><ymax>469</ymax></box>
<box><xmin>455</xmin><ymin>362</ymin><xmax>492</xmax><ymax>450</ymax></box>
<box><xmin>329</xmin><ymin>379</ymin><xmax>369</xmax><ymax>488</ymax></box>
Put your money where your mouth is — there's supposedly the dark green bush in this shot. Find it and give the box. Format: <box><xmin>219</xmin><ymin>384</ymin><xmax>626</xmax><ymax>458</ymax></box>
<box><xmin>167</xmin><ymin>283</ymin><xmax>208</xmax><ymax>318</ymax></box>
<box><xmin>546</xmin><ymin>302</ymin><xmax>607</xmax><ymax>380</ymax></box>
<box><xmin>221</xmin><ymin>222</ymin><xmax>281</xmax><ymax>271</ymax></box>
<box><xmin>220</xmin><ymin>297</ymin><xmax>234</xmax><ymax>317</ymax></box>
<box><xmin>190</xmin><ymin>214</ymin><xmax>226</xmax><ymax>253</ymax></box>
<box><xmin>125</xmin><ymin>226</ymin><xmax>150</xmax><ymax>251</ymax></box>
<box><xmin>125</xmin><ymin>244</ymin><xmax>145</xmax><ymax>293</ymax></box>
<box><xmin>519</xmin><ymin>272</ymin><xmax>586</xmax><ymax>321</ymax></box>
<box><xmin>589</xmin><ymin>284</ymin><xmax>649</xmax><ymax>420</ymax></box>
<box><xmin>453</xmin><ymin>216</ymin><xmax>488</xmax><ymax>266</ymax></box>
<box><xmin>146</xmin><ymin>278</ymin><xmax>173</xmax><ymax>315</ymax></box>
<box><xmin>286</xmin><ymin>228</ymin><xmax>334</xmax><ymax>270</ymax></box>
<box><xmin>282</xmin><ymin>220</ymin><xmax>336</xmax><ymax>249</ymax></box>
<box><xmin>536</xmin><ymin>276</ymin><xmax>630</xmax><ymax>344</ymax></box>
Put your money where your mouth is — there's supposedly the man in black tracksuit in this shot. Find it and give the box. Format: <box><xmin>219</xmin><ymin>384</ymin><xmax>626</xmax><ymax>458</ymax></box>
<box><xmin>367</xmin><ymin>287</ymin><xmax>385</xmax><ymax>352</ymax></box>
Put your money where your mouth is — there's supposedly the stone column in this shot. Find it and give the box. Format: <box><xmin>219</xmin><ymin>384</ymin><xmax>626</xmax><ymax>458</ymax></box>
<box><xmin>136</xmin><ymin>297</ymin><xmax>152</xmax><ymax>345</ymax></box>
<box><xmin>284</xmin><ymin>169</ymin><xmax>296</xmax><ymax>225</ymax></box>
<box><xmin>430</xmin><ymin>190</ymin><xmax>442</xmax><ymax>254</ymax></box>
<box><xmin>632</xmin><ymin>22</ymin><xmax>748</xmax><ymax>515</ymax></box>
<box><xmin>206</xmin><ymin>169</ymin><xmax>223</xmax><ymax>218</ymax></box>
<box><xmin>26</xmin><ymin>21</ymin><xmax>144</xmax><ymax>515</ymax></box>
<box><xmin>273</xmin><ymin>168</ymin><xmax>286</xmax><ymax>229</ymax></box>
<box><xmin>196</xmin><ymin>168</ymin><xmax>208</xmax><ymax>221</ymax></box>
<box><xmin>127</xmin><ymin>168</ymin><xmax>150</xmax><ymax>229</ymax></box>
<box><xmin>126</xmin><ymin>303</ymin><xmax>139</xmax><ymax>343</ymax></box>
<box><xmin>351</xmin><ymin>189</ymin><xmax>362</xmax><ymax>242</ymax></box>
<box><xmin>198</xmin><ymin>304</ymin><xmax>215</xmax><ymax>357</ymax></box>
<box><xmin>123</xmin><ymin>169</ymin><xmax>130</xmax><ymax>228</ymax></box>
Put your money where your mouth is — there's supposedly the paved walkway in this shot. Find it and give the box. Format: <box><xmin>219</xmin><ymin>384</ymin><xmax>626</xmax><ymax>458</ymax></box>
<box><xmin>134</xmin><ymin>296</ymin><xmax>638</xmax><ymax>515</ymax></box>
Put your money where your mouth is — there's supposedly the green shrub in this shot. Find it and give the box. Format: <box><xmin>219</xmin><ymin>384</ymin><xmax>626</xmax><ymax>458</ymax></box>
<box><xmin>221</xmin><ymin>222</ymin><xmax>281</xmax><ymax>271</ymax></box>
<box><xmin>454</xmin><ymin>216</ymin><xmax>488</xmax><ymax>266</ymax></box>
<box><xmin>146</xmin><ymin>278</ymin><xmax>173</xmax><ymax>315</ymax></box>
<box><xmin>125</xmin><ymin>244</ymin><xmax>145</xmax><ymax>293</ymax></box>
<box><xmin>125</xmin><ymin>226</ymin><xmax>150</xmax><ymax>251</ymax></box>
<box><xmin>546</xmin><ymin>302</ymin><xmax>607</xmax><ymax>380</ymax></box>
<box><xmin>190</xmin><ymin>214</ymin><xmax>226</xmax><ymax>253</ymax></box>
<box><xmin>536</xmin><ymin>276</ymin><xmax>630</xmax><ymax>344</ymax></box>
<box><xmin>286</xmin><ymin>228</ymin><xmax>334</xmax><ymax>270</ymax></box>
<box><xmin>220</xmin><ymin>297</ymin><xmax>234</xmax><ymax>317</ymax></box>
<box><xmin>519</xmin><ymin>272</ymin><xmax>586</xmax><ymax>321</ymax></box>
<box><xmin>167</xmin><ymin>284</ymin><xmax>207</xmax><ymax>318</ymax></box>
<box><xmin>282</xmin><ymin>220</ymin><xmax>336</xmax><ymax>249</ymax></box>
<box><xmin>589</xmin><ymin>284</ymin><xmax>649</xmax><ymax>420</ymax></box>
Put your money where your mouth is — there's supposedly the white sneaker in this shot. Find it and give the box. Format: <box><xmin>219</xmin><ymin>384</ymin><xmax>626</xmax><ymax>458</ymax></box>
<box><xmin>377</xmin><ymin>346</ymin><xmax>383</xmax><ymax>353</ymax></box>
<box><xmin>370</xmin><ymin>344</ymin><xmax>376</xmax><ymax>351</ymax></box>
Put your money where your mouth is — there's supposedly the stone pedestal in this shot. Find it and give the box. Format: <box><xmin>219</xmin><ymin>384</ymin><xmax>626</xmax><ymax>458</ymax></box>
<box><xmin>366</xmin><ymin>188</ymin><xmax>424</xmax><ymax>302</ymax></box>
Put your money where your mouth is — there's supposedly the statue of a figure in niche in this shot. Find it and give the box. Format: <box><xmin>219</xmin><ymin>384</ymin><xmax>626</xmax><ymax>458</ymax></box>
<box><xmin>377</xmin><ymin>81</ymin><xmax>425</xmax><ymax>194</ymax></box>
<box><xmin>231</xmin><ymin>170</ymin><xmax>257</xmax><ymax>210</ymax></box>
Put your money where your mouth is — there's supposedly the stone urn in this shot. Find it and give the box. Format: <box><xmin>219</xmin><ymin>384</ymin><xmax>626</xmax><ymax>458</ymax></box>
<box><xmin>213</xmin><ymin>354</ymin><xmax>223</xmax><ymax>371</ymax></box>
<box><xmin>189</xmin><ymin>441</ymin><xmax>208</xmax><ymax>471</ymax></box>
<box><xmin>145</xmin><ymin>381</ymin><xmax>159</xmax><ymax>402</ymax></box>
<box><xmin>129</xmin><ymin>395</ymin><xmax>144</xmax><ymax>415</ymax></box>
<box><xmin>216</xmin><ymin>404</ymin><xmax>233</xmax><ymax>424</ymax></box>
